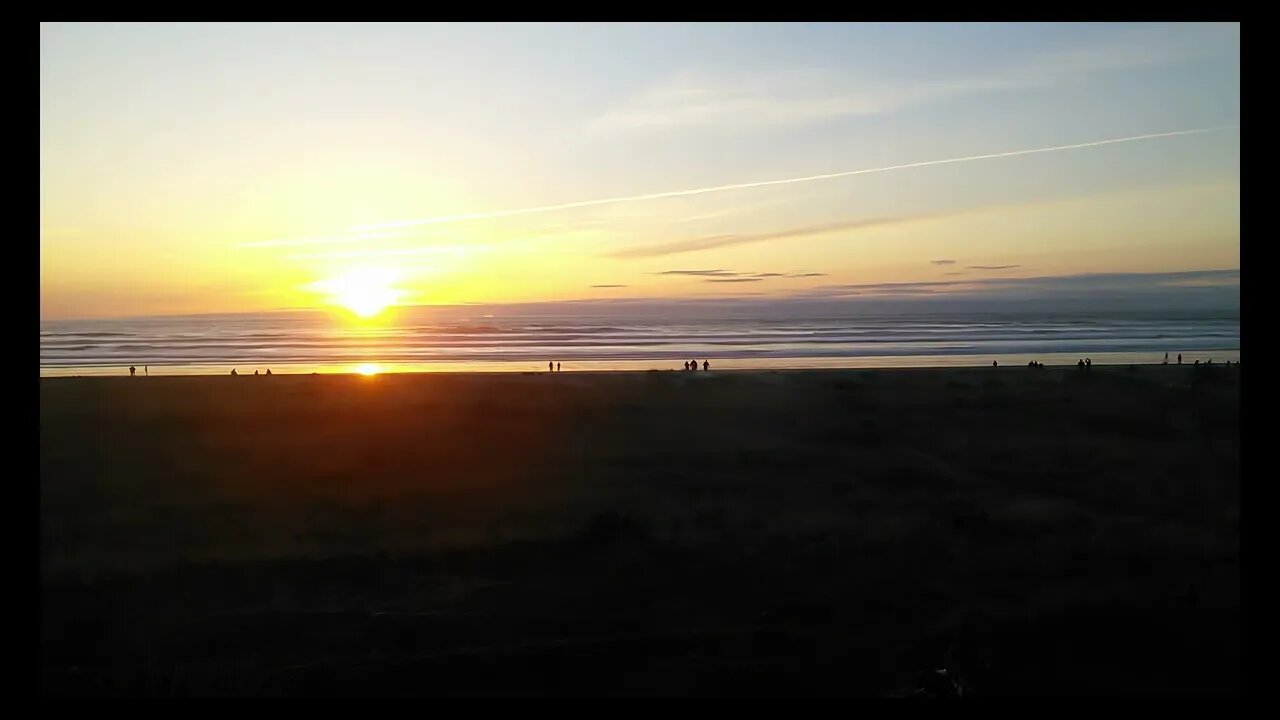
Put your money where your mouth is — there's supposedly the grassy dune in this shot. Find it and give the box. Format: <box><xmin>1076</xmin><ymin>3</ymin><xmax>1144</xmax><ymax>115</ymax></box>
<box><xmin>40</xmin><ymin>365</ymin><xmax>1240</xmax><ymax>696</ymax></box>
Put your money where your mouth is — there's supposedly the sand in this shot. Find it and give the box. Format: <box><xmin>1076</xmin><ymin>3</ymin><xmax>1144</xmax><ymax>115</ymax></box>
<box><xmin>40</xmin><ymin>365</ymin><xmax>1241</xmax><ymax>696</ymax></box>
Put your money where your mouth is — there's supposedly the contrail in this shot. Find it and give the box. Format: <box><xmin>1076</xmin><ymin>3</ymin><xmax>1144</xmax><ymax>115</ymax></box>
<box><xmin>301</xmin><ymin>124</ymin><xmax>1240</xmax><ymax>240</ymax></box>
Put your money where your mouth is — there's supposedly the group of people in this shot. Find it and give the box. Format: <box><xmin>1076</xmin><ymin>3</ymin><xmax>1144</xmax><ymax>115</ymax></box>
<box><xmin>684</xmin><ymin>360</ymin><xmax>710</xmax><ymax>371</ymax></box>
<box><xmin>548</xmin><ymin>361</ymin><xmax>561</xmax><ymax>372</ymax></box>
<box><xmin>1076</xmin><ymin>358</ymin><xmax>1093</xmax><ymax>370</ymax></box>
<box><xmin>128</xmin><ymin>365</ymin><xmax>148</xmax><ymax>376</ymax></box>
<box><xmin>230</xmin><ymin>368</ymin><xmax>271</xmax><ymax>376</ymax></box>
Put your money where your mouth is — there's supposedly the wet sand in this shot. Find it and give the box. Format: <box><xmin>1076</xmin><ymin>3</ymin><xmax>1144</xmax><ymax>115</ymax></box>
<box><xmin>40</xmin><ymin>365</ymin><xmax>1240</xmax><ymax>696</ymax></box>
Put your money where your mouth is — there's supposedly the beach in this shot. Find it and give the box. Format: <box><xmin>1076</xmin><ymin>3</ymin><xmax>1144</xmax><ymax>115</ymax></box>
<box><xmin>40</xmin><ymin>365</ymin><xmax>1241</xmax><ymax>696</ymax></box>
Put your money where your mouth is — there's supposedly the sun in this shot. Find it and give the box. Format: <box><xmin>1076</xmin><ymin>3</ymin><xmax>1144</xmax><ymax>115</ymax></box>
<box><xmin>313</xmin><ymin>267</ymin><xmax>404</xmax><ymax>318</ymax></box>
<box><xmin>354</xmin><ymin>362</ymin><xmax>381</xmax><ymax>376</ymax></box>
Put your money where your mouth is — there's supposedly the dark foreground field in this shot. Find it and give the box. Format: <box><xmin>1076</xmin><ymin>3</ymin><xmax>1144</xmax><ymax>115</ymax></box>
<box><xmin>40</xmin><ymin>364</ymin><xmax>1241</xmax><ymax>696</ymax></box>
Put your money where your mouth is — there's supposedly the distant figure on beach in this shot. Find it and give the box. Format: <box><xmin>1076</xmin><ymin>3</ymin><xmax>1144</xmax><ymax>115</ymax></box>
<box><xmin>1078</xmin><ymin>359</ymin><xmax>1085</xmax><ymax>369</ymax></box>
<box><xmin>689</xmin><ymin>358</ymin><xmax>697</xmax><ymax>371</ymax></box>
<box><xmin>992</xmin><ymin>361</ymin><xmax>998</xmax><ymax>367</ymax></box>
<box><xmin>683</xmin><ymin>361</ymin><xmax>689</xmax><ymax>370</ymax></box>
<box><xmin>254</xmin><ymin>370</ymin><xmax>259</xmax><ymax>375</ymax></box>
<box><xmin>1194</xmin><ymin>360</ymin><xmax>1200</xmax><ymax>366</ymax></box>
<box><xmin>129</xmin><ymin>365</ymin><xmax>135</xmax><ymax>377</ymax></box>
<box><xmin>266</xmin><ymin>368</ymin><xmax>272</xmax><ymax>375</ymax></box>
<box><xmin>1164</xmin><ymin>352</ymin><xmax>1168</xmax><ymax>365</ymax></box>
<box><xmin>145</xmin><ymin>365</ymin><xmax>149</xmax><ymax>376</ymax></box>
<box><xmin>1178</xmin><ymin>353</ymin><xmax>1182</xmax><ymax>365</ymax></box>
<box><xmin>231</xmin><ymin>368</ymin><xmax>238</xmax><ymax>376</ymax></box>
<box><xmin>557</xmin><ymin>362</ymin><xmax>561</xmax><ymax>372</ymax></box>
<box><xmin>703</xmin><ymin>360</ymin><xmax>709</xmax><ymax>371</ymax></box>
<box><xmin>548</xmin><ymin>361</ymin><xmax>554</xmax><ymax>373</ymax></box>
<box><xmin>1207</xmin><ymin>359</ymin><xmax>1213</xmax><ymax>365</ymax></box>
<box><xmin>1085</xmin><ymin>358</ymin><xmax>1092</xmax><ymax>369</ymax></box>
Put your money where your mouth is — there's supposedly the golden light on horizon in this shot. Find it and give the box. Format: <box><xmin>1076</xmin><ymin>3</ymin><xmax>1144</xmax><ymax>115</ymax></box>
<box><xmin>311</xmin><ymin>267</ymin><xmax>405</xmax><ymax>318</ymax></box>
<box><xmin>355</xmin><ymin>362</ymin><xmax>381</xmax><ymax>376</ymax></box>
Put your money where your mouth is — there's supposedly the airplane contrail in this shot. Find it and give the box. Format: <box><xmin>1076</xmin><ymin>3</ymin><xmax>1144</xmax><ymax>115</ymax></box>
<box><xmin>253</xmin><ymin>124</ymin><xmax>1238</xmax><ymax>244</ymax></box>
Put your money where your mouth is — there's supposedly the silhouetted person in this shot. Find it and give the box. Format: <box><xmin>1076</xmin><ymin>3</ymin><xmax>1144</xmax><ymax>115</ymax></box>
<box><xmin>689</xmin><ymin>358</ymin><xmax>696</xmax><ymax>371</ymax></box>
<box><xmin>549</xmin><ymin>361</ymin><xmax>554</xmax><ymax>373</ymax></box>
<box><xmin>1163</xmin><ymin>352</ymin><xmax>1168</xmax><ymax>365</ymax></box>
<box><xmin>129</xmin><ymin>365</ymin><xmax>135</xmax><ymax>377</ymax></box>
<box><xmin>254</xmin><ymin>370</ymin><xmax>259</xmax><ymax>375</ymax></box>
<box><xmin>1085</xmin><ymin>358</ymin><xmax>1092</xmax><ymax>369</ymax></box>
<box><xmin>557</xmin><ymin>362</ymin><xmax>561</xmax><ymax>372</ymax></box>
<box><xmin>145</xmin><ymin>365</ymin><xmax>149</xmax><ymax>376</ymax></box>
<box><xmin>703</xmin><ymin>360</ymin><xmax>709</xmax><ymax>371</ymax></box>
<box><xmin>266</xmin><ymin>368</ymin><xmax>272</xmax><ymax>375</ymax></box>
<box><xmin>1178</xmin><ymin>353</ymin><xmax>1182</xmax><ymax>365</ymax></box>
<box><xmin>992</xmin><ymin>360</ymin><xmax>998</xmax><ymax>367</ymax></box>
<box><xmin>1194</xmin><ymin>360</ymin><xmax>1200</xmax><ymax>366</ymax></box>
<box><xmin>1078</xmin><ymin>359</ymin><xmax>1085</xmax><ymax>369</ymax></box>
<box><xmin>231</xmin><ymin>368</ymin><xmax>238</xmax><ymax>376</ymax></box>
<box><xmin>1207</xmin><ymin>358</ymin><xmax>1213</xmax><ymax>365</ymax></box>
<box><xmin>683</xmin><ymin>361</ymin><xmax>689</xmax><ymax>370</ymax></box>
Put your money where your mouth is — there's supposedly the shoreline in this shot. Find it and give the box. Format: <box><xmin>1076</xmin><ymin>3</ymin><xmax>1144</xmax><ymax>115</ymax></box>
<box><xmin>40</xmin><ymin>348</ymin><xmax>1241</xmax><ymax>378</ymax></box>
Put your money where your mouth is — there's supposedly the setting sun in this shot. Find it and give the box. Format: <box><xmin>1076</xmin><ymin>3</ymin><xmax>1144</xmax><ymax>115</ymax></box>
<box><xmin>312</xmin><ymin>267</ymin><xmax>405</xmax><ymax>318</ymax></box>
<box><xmin>354</xmin><ymin>362</ymin><xmax>381</xmax><ymax>376</ymax></box>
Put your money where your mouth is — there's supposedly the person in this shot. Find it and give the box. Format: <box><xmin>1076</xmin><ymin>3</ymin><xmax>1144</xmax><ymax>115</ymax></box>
<box><xmin>1164</xmin><ymin>352</ymin><xmax>1168</xmax><ymax>365</ymax></box>
<box><xmin>683</xmin><ymin>361</ymin><xmax>689</xmax><ymax>370</ymax></box>
<box><xmin>689</xmin><ymin>359</ymin><xmax>696</xmax><ymax>371</ymax></box>
<box><xmin>549</xmin><ymin>361</ymin><xmax>554</xmax><ymax>373</ymax></box>
<box><xmin>254</xmin><ymin>370</ymin><xmax>259</xmax><ymax>375</ymax></box>
<box><xmin>1085</xmin><ymin>358</ymin><xmax>1092</xmax><ymax>369</ymax></box>
<box><xmin>1178</xmin><ymin>353</ymin><xmax>1182</xmax><ymax>365</ymax></box>
<box><xmin>1194</xmin><ymin>360</ymin><xmax>1200</xmax><ymax>366</ymax></box>
<box><xmin>1077</xmin><ymin>359</ymin><xmax>1085</xmax><ymax>369</ymax></box>
<box><xmin>145</xmin><ymin>365</ymin><xmax>149</xmax><ymax>376</ymax></box>
<box><xmin>231</xmin><ymin>368</ymin><xmax>238</xmax><ymax>376</ymax></box>
<box><xmin>129</xmin><ymin>365</ymin><xmax>136</xmax><ymax>377</ymax></box>
<box><xmin>266</xmin><ymin>368</ymin><xmax>272</xmax><ymax>375</ymax></box>
<box><xmin>557</xmin><ymin>362</ymin><xmax>561</xmax><ymax>372</ymax></box>
<box><xmin>992</xmin><ymin>360</ymin><xmax>998</xmax><ymax>367</ymax></box>
<box><xmin>703</xmin><ymin>360</ymin><xmax>709</xmax><ymax>371</ymax></box>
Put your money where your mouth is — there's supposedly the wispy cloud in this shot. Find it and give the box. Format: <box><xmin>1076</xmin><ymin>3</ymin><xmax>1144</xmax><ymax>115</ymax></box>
<box><xmin>614</xmin><ymin>215</ymin><xmax>947</xmax><ymax>259</ymax></box>
<box><xmin>589</xmin><ymin>25</ymin><xmax>1226</xmax><ymax>133</ymax></box>
<box><xmin>792</xmin><ymin>269</ymin><xmax>1239</xmax><ymax>299</ymax></box>
<box><xmin>656</xmin><ymin>269</ymin><xmax>740</xmax><ymax>277</ymax></box>
<box><xmin>931</xmin><ymin>259</ymin><xmax>957</xmax><ymax>266</ymax></box>
<box><xmin>590</xmin><ymin>284</ymin><xmax>628</xmax><ymax>288</ymax></box>
<box><xmin>657</xmin><ymin>269</ymin><xmax>833</xmax><ymax>279</ymax></box>
<box><xmin>705</xmin><ymin>277</ymin><xmax>763</xmax><ymax>283</ymax></box>
<box><xmin>968</xmin><ymin>264</ymin><xmax>1021</xmax><ymax>270</ymax></box>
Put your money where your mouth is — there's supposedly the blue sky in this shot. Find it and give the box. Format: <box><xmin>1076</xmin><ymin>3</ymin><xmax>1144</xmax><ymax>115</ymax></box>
<box><xmin>40</xmin><ymin>23</ymin><xmax>1239</xmax><ymax>319</ymax></box>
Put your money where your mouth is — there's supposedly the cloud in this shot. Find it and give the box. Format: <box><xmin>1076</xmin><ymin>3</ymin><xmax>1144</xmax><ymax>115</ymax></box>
<box><xmin>588</xmin><ymin>26</ymin><xmax>1227</xmax><ymax>134</ymax></box>
<box><xmin>967</xmin><ymin>264</ymin><xmax>1021</xmax><ymax>270</ymax></box>
<box><xmin>792</xmin><ymin>269</ymin><xmax>1239</xmax><ymax>299</ymax></box>
<box><xmin>656</xmin><ymin>269</ymin><xmax>831</xmax><ymax>280</ymax></box>
<box><xmin>944</xmin><ymin>272</ymin><xmax>968</xmax><ymax>276</ymax></box>
<box><xmin>613</xmin><ymin>215</ymin><xmax>946</xmax><ymax>259</ymax></box>
<box><xmin>285</xmin><ymin>125</ymin><xmax>1234</xmax><ymax>240</ymax></box>
<box><xmin>931</xmin><ymin>259</ymin><xmax>957</xmax><ymax>266</ymax></box>
<box><xmin>656</xmin><ymin>269</ymin><xmax>741</xmax><ymax>277</ymax></box>
<box><xmin>705</xmin><ymin>277</ymin><xmax>764</xmax><ymax>283</ymax></box>
<box><xmin>590</xmin><ymin>284</ymin><xmax>628</xmax><ymax>288</ymax></box>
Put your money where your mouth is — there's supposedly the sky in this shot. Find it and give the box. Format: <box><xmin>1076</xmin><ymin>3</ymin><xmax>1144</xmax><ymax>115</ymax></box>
<box><xmin>40</xmin><ymin>22</ymin><xmax>1240</xmax><ymax>321</ymax></box>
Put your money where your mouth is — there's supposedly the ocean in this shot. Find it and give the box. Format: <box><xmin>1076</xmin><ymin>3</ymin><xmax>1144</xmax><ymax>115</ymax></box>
<box><xmin>39</xmin><ymin>305</ymin><xmax>1241</xmax><ymax>377</ymax></box>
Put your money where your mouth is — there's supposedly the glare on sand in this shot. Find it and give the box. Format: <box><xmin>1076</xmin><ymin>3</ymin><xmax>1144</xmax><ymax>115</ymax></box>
<box><xmin>355</xmin><ymin>363</ymin><xmax>381</xmax><ymax>376</ymax></box>
<box><xmin>312</xmin><ymin>267</ymin><xmax>404</xmax><ymax>318</ymax></box>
